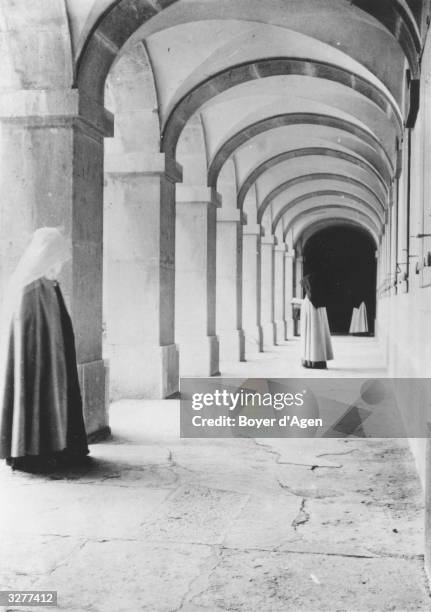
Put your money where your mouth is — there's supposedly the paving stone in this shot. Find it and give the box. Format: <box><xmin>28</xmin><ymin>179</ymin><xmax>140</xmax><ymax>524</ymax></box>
<box><xmin>189</xmin><ymin>549</ymin><xmax>431</xmax><ymax>611</ymax></box>
<box><xmin>0</xmin><ymin>483</ymin><xmax>170</xmax><ymax>540</ymax></box>
<box><xmin>27</xmin><ymin>540</ymin><xmax>213</xmax><ymax>612</ymax></box>
<box><xmin>140</xmin><ymin>484</ymin><xmax>248</xmax><ymax>545</ymax></box>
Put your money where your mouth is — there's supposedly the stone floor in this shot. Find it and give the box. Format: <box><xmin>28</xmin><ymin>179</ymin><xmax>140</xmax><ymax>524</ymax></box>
<box><xmin>1</xmin><ymin>337</ymin><xmax>430</xmax><ymax>611</ymax></box>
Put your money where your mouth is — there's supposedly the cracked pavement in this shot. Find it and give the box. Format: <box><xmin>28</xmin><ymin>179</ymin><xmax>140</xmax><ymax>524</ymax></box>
<box><xmin>0</xmin><ymin>394</ymin><xmax>430</xmax><ymax>612</ymax></box>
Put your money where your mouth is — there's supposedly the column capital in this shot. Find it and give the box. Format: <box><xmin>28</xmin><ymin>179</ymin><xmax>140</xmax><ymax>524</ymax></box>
<box><xmin>217</xmin><ymin>209</ymin><xmax>241</xmax><ymax>223</ymax></box>
<box><xmin>243</xmin><ymin>224</ymin><xmax>263</xmax><ymax>236</ymax></box>
<box><xmin>0</xmin><ymin>89</ymin><xmax>113</xmax><ymax>138</ymax></box>
<box><xmin>274</xmin><ymin>244</ymin><xmax>287</xmax><ymax>253</ymax></box>
<box><xmin>261</xmin><ymin>236</ymin><xmax>276</xmax><ymax>246</ymax></box>
<box><xmin>105</xmin><ymin>152</ymin><xmax>182</xmax><ymax>183</ymax></box>
<box><xmin>176</xmin><ymin>185</ymin><xmax>221</xmax><ymax>206</ymax></box>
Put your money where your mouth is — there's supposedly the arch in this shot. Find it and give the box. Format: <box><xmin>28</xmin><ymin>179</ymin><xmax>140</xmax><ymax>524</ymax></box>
<box><xmin>208</xmin><ymin>113</ymin><xmax>393</xmax><ymax>187</ymax></box>
<box><xmin>299</xmin><ymin>218</ymin><xmax>379</xmax><ymax>250</ymax></box>
<box><xmin>76</xmin><ymin>0</ymin><xmax>178</xmax><ymax>98</ymax></box>
<box><xmin>176</xmin><ymin>114</ymin><xmax>209</xmax><ymax>185</ymax></box>
<box><xmin>104</xmin><ymin>41</ymin><xmax>161</xmax><ymax>155</ymax></box>
<box><xmin>237</xmin><ymin>147</ymin><xmax>390</xmax><ymax>210</ymax></box>
<box><xmin>351</xmin><ymin>0</ymin><xmax>421</xmax><ymax>77</ymax></box>
<box><xmin>160</xmin><ymin>58</ymin><xmax>402</xmax><ymax>159</ymax></box>
<box><xmin>272</xmin><ymin>190</ymin><xmax>384</xmax><ymax>235</ymax></box>
<box><xmin>300</xmin><ymin>223</ymin><xmax>378</xmax><ymax>333</ymax></box>
<box><xmin>287</xmin><ymin>206</ymin><xmax>381</xmax><ymax>246</ymax></box>
<box><xmin>257</xmin><ymin>173</ymin><xmax>386</xmax><ymax>223</ymax></box>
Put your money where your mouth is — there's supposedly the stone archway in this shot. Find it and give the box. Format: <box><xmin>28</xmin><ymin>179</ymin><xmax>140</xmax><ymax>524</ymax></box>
<box><xmin>302</xmin><ymin>225</ymin><xmax>377</xmax><ymax>333</ymax></box>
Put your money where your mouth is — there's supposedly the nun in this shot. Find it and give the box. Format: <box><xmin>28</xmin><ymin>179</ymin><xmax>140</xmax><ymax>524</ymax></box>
<box><xmin>300</xmin><ymin>272</ymin><xmax>334</xmax><ymax>369</ymax></box>
<box><xmin>0</xmin><ymin>228</ymin><xmax>89</xmax><ymax>470</ymax></box>
<box><xmin>349</xmin><ymin>301</ymin><xmax>368</xmax><ymax>335</ymax></box>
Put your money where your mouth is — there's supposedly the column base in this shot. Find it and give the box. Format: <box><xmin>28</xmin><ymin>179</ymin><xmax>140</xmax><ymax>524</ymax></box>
<box><xmin>262</xmin><ymin>322</ymin><xmax>276</xmax><ymax>349</ymax></box>
<box><xmin>218</xmin><ymin>329</ymin><xmax>245</xmax><ymax>362</ymax></box>
<box><xmin>179</xmin><ymin>335</ymin><xmax>220</xmax><ymax>376</ymax></box>
<box><xmin>105</xmin><ymin>343</ymin><xmax>179</xmax><ymax>400</ymax></box>
<box><xmin>284</xmin><ymin>317</ymin><xmax>294</xmax><ymax>339</ymax></box>
<box><xmin>244</xmin><ymin>326</ymin><xmax>264</xmax><ymax>356</ymax></box>
<box><xmin>77</xmin><ymin>359</ymin><xmax>109</xmax><ymax>438</ymax></box>
<box><xmin>274</xmin><ymin>320</ymin><xmax>287</xmax><ymax>344</ymax></box>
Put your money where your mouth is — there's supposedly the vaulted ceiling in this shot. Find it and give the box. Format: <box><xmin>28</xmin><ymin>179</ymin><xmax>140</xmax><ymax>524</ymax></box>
<box><xmin>71</xmin><ymin>0</ymin><xmax>427</xmax><ymax>248</ymax></box>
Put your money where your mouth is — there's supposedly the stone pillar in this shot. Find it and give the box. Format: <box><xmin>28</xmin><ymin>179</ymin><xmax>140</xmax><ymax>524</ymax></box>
<box><xmin>295</xmin><ymin>256</ymin><xmax>304</xmax><ymax>296</ymax></box>
<box><xmin>293</xmin><ymin>255</ymin><xmax>304</xmax><ymax>336</ymax></box>
<box><xmin>242</xmin><ymin>224</ymin><xmax>263</xmax><ymax>355</ymax></box>
<box><xmin>104</xmin><ymin>153</ymin><xmax>180</xmax><ymax>399</ymax></box>
<box><xmin>0</xmin><ymin>89</ymin><xmax>113</xmax><ymax>438</ymax></box>
<box><xmin>284</xmin><ymin>251</ymin><xmax>295</xmax><ymax>338</ymax></box>
<box><xmin>176</xmin><ymin>185</ymin><xmax>220</xmax><ymax>376</ymax></box>
<box><xmin>216</xmin><ymin>209</ymin><xmax>245</xmax><ymax>362</ymax></box>
<box><xmin>260</xmin><ymin>236</ymin><xmax>276</xmax><ymax>349</ymax></box>
<box><xmin>274</xmin><ymin>244</ymin><xmax>287</xmax><ymax>343</ymax></box>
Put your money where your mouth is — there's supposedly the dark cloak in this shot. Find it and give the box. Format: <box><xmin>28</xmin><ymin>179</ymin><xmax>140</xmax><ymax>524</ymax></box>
<box><xmin>0</xmin><ymin>277</ymin><xmax>88</xmax><ymax>459</ymax></box>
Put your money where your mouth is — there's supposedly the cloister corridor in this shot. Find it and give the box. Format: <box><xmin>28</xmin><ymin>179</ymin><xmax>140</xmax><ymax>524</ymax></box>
<box><xmin>1</xmin><ymin>336</ymin><xmax>429</xmax><ymax>612</ymax></box>
<box><xmin>4</xmin><ymin>2</ymin><xmax>431</xmax><ymax>610</ymax></box>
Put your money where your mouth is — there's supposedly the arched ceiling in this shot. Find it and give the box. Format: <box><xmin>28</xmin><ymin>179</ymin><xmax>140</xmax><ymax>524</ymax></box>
<box><xmin>270</xmin><ymin>192</ymin><xmax>383</xmax><ymax>235</ymax></box>
<box><xmin>290</xmin><ymin>209</ymin><xmax>380</xmax><ymax>248</ymax></box>
<box><xmin>232</xmin><ymin>128</ymin><xmax>393</xmax><ymax>189</ymax></box>
<box><xmin>183</xmin><ymin>76</ymin><xmax>399</xmax><ymax>167</ymax></box>
<box><xmin>207</xmin><ymin>110</ymin><xmax>394</xmax><ymax>187</ymax></box>
<box><xmin>298</xmin><ymin>219</ymin><xmax>379</xmax><ymax>250</ymax></box>
<box><xmin>72</xmin><ymin>0</ymin><xmax>428</xmax><ymax>243</ymax></box>
<box><xmin>258</xmin><ymin>174</ymin><xmax>386</xmax><ymax>224</ymax></box>
<box><xmin>76</xmin><ymin>0</ymin><xmax>423</xmax><ymax>98</ymax></box>
<box><xmin>253</xmin><ymin>157</ymin><xmax>387</xmax><ymax>210</ymax></box>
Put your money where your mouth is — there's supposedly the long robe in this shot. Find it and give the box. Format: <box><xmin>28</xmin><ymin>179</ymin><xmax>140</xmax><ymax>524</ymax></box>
<box><xmin>300</xmin><ymin>274</ymin><xmax>334</xmax><ymax>368</ymax></box>
<box><xmin>349</xmin><ymin>302</ymin><xmax>368</xmax><ymax>334</ymax></box>
<box><xmin>0</xmin><ymin>277</ymin><xmax>88</xmax><ymax>459</ymax></box>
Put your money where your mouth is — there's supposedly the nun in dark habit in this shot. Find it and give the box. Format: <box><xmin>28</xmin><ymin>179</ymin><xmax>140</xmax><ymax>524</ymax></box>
<box><xmin>300</xmin><ymin>272</ymin><xmax>334</xmax><ymax>369</ymax></box>
<box><xmin>0</xmin><ymin>228</ymin><xmax>89</xmax><ymax>470</ymax></box>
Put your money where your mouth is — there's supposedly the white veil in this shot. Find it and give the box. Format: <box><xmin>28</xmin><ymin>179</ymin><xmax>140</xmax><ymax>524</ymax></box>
<box><xmin>0</xmin><ymin>227</ymin><xmax>71</xmax><ymax>350</ymax></box>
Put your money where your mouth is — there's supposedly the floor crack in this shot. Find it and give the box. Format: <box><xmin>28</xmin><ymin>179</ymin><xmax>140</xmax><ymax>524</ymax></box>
<box><xmin>291</xmin><ymin>498</ymin><xmax>310</xmax><ymax>530</ymax></box>
<box><xmin>316</xmin><ymin>449</ymin><xmax>358</xmax><ymax>458</ymax></box>
<box><xmin>252</xmin><ymin>439</ymin><xmax>341</xmax><ymax>468</ymax></box>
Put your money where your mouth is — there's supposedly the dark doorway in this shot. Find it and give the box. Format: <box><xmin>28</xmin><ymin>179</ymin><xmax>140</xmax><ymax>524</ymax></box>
<box><xmin>303</xmin><ymin>226</ymin><xmax>376</xmax><ymax>334</ymax></box>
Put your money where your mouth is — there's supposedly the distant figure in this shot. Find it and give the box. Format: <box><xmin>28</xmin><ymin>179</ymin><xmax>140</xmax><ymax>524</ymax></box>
<box><xmin>0</xmin><ymin>228</ymin><xmax>89</xmax><ymax>470</ymax></box>
<box><xmin>349</xmin><ymin>301</ymin><xmax>368</xmax><ymax>335</ymax></box>
<box><xmin>300</xmin><ymin>272</ymin><xmax>334</xmax><ymax>369</ymax></box>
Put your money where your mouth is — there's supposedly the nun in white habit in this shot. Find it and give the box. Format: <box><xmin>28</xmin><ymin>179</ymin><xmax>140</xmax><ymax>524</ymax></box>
<box><xmin>349</xmin><ymin>301</ymin><xmax>368</xmax><ymax>335</ymax></box>
<box><xmin>300</xmin><ymin>272</ymin><xmax>334</xmax><ymax>369</ymax></box>
<box><xmin>0</xmin><ymin>228</ymin><xmax>89</xmax><ymax>470</ymax></box>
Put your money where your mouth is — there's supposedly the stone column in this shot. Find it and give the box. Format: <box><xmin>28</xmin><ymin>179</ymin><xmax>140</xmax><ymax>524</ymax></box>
<box><xmin>284</xmin><ymin>251</ymin><xmax>295</xmax><ymax>338</ymax></box>
<box><xmin>0</xmin><ymin>89</ymin><xmax>112</xmax><ymax>438</ymax></box>
<box><xmin>295</xmin><ymin>255</ymin><xmax>304</xmax><ymax>296</ymax></box>
<box><xmin>293</xmin><ymin>255</ymin><xmax>303</xmax><ymax>336</ymax></box>
<box><xmin>176</xmin><ymin>185</ymin><xmax>220</xmax><ymax>376</ymax></box>
<box><xmin>104</xmin><ymin>153</ymin><xmax>180</xmax><ymax>399</ymax></box>
<box><xmin>260</xmin><ymin>236</ymin><xmax>276</xmax><ymax>349</ymax></box>
<box><xmin>242</xmin><ymin>224</ymin><xmax>263</xmax><ymax>355</ymax></box>
<box><xmin>274</xmin><ymin>244</ymin><xmax>287</xmax><ymax>343</ymax></box>
<box><xmin>216</xmin><ymin>209</ymin><xmax>245</xmax><ymax>362</ymax></box>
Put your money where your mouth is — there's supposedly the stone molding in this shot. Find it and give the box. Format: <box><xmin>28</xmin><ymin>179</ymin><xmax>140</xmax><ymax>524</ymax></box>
<box><xmin>0</xmin><ymin>89</ymin><xmax>113</xmax><ymax>138</ymax></box>
<box><xmin>105</xmin><ymin>152</ymin><xmax>182</xmax><ymax>183</ymax></box>
<box><xmin>243</xmin><ymin>224</ymin><xmax>263</xmax><ymax>236</ymax></box>
<box><xmin>176</xmin><ymin>184</ymin><xmax>221</xmax><ymax>206</ymax></box>
<box><xmin>216</xmin><ymin>209</ymin><xmax>241</xmax><ymax>223</ymax></box>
